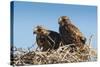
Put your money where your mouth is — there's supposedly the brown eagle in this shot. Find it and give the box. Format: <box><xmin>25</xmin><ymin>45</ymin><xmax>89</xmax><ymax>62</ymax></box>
<box><xmin>58</xmin><ymin>16</ymin><xmax>86</xmax><ymax>48</ymax></box>
<box><xmin>33</xmin><ymin>26</ymin><xmax>62</xmax><ymax>51</ymax></box>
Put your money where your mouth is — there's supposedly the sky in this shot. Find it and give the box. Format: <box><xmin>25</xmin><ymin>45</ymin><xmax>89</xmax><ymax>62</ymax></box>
<box><xmin>12</xmin><ymin>1</ymin><xmax>97</xmax><ymax>49</ymax></box>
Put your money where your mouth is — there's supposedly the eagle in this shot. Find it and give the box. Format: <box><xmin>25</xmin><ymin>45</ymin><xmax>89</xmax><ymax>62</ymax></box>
<box><xmin>58</xmin><ymin>16</ymin><xmax>86</xmax><ymax>48</ymax></box>
<box><xmin>33</xmin><ymin>26</ymin><xmax>62</xmax><ymax>51</ymax></box>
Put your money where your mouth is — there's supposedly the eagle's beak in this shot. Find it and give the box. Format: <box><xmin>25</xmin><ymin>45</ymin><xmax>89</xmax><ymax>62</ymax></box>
<box><xmin>33</xmin><ymin>27</ymin><xmax>38</xmax><ymax>34</ymax></box>
<box><xmin>58</xmin><ymin>17</ymin><xmax>62</xmax><ymax>24</ymax></box>
<box><xmin>33</xmin><ymin>31</ymin><xmax>36</xmax><ymax>34</ymax></box>
<box><xmin>33</xmin><ymin>29</ymin><xmax>37</xmax><ymax>34</ymax></box>
<box><xmin>58</xmin><ymin>21</ymin><xmax>64</xmax><ymax>26</ymax></box>
<box><xmin>58</xmin><ymin>21</ymin><xmax>61</xmax><ymax>24</ymax></box>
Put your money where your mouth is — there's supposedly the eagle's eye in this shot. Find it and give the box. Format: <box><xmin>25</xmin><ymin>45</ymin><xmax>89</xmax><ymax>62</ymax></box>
<box><xmin>37</xmin><ymin>28</ymin><xmax>42</xmax><ymax>32</ymax></box>
<box><xmin>62</xmin><ymin>19</ymin><xmax>67</xmax><ymax>22</ymax></box>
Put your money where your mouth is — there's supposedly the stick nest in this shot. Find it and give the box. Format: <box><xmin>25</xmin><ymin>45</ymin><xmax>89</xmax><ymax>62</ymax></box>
<box><xmin>11</xmin><ymin>44</ymin><xmax>97</xmax><ymax>66</ymax></box>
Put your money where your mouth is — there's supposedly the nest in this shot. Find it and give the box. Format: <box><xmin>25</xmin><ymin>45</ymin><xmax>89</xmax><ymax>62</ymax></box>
<box><xmin>11</xmin><ymin>44</ymin><xmax>97</xmax><ymax>66</ymax></box>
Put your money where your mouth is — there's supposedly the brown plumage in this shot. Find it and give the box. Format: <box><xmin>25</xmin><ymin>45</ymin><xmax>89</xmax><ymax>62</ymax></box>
<box><xmin>58</xmin><ymin>16</ymin><xmax>86</xmax><ymax>48</ymax></box>
<box><xmin>33</xmin><ymin>26</ymin><xmax>62</xmax><ymax>51</ymax></box>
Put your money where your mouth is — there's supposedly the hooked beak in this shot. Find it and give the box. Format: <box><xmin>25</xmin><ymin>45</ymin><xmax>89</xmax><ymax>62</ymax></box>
<box><xmin>33</xmin><ymin>27</ymin><xmax>37</xmax><ymax>34</ymax></box>
<box><xmin>33</xmin><ymin>30</ymin><xmax>37</xmax><ymax>34</ymax></box>
<box><xmin>58</xmin><ymin>17</ymin><xmax>65</xmax><ymax>26</ymax></box>
<box><xmin>58</xmin><ymin>21</ymin><xmax>65</xmax><ymax>26</ymax></box>
<box><xmin>33</xmin><ymin>31</ymin><xmax>36</xmax><ymax>34</ymax></box>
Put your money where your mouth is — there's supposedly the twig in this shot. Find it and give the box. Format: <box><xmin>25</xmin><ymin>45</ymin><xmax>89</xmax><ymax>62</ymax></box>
<box><xmin>88</xmin><ymin>34</ymin><xmax>94</xmax><ymax>46</ymax></box>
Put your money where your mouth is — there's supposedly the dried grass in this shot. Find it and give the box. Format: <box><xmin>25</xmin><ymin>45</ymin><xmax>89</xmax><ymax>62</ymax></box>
<box><xmin>11</xmin><ymin>43</ymin><xmax>97</xmax><ymax>66</ymax></box>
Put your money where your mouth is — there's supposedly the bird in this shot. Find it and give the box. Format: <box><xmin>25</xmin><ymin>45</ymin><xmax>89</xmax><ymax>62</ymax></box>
<box><xmin>33</xmin><ymin>25</ymin><xmax>62</xmax><ymax>51</ymax></box>
<box><xmin>58</xmin><ymin>16</ymin><xmax>86</xmax><ymax>48</ymax></box>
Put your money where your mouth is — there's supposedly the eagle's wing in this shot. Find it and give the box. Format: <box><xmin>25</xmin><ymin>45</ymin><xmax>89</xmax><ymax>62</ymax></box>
<box><xmin>66</xmin><ymin>23</ymin><xmax>86</xmax><ymax>44</ymax></box>
<box><xmin>67</xmin><ymin>23</ymin><xmax>84</xmax><ymax>37</ymax></box>
<box><xmin>36</xmin><ymin>35</ymin><xmax>41</xmax><ymax>48</ymax></box>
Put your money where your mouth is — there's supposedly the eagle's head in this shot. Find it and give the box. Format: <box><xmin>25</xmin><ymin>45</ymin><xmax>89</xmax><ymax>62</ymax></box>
<box><xmin>33</xmin><ymin>25</ymin><xmax>49</xmax><ymax>35</ymax></box>
<box><xmin>58</xmin><ymin>16</ymin><xmax>70</xmax><ymax>26</ymax></box>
